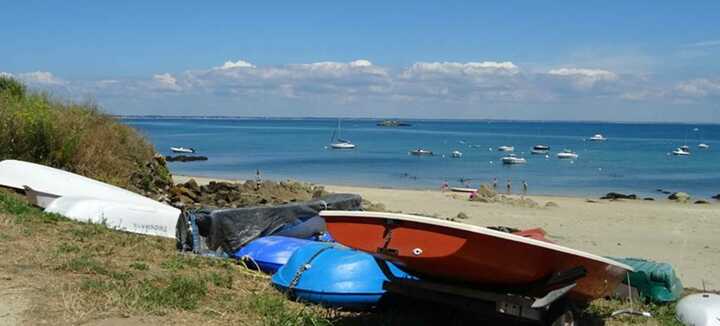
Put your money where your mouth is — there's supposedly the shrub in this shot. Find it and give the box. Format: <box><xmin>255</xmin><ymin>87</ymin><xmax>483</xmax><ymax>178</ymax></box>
<box><xmin>0</xmin><ymin>80</ymin><xmax>169</xmax><ymax>189</ymax></box>
<box><xmin>0</xmin><ymin>76</ymin><xmax>26</xmax><ymax>98</ymax></box>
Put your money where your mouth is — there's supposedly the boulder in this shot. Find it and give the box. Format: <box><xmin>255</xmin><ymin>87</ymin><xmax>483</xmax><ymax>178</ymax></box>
<box><xmin>713</xmin><ymin>194</ymin><xmax>720</xmax><ymax>200</ymax></box>
<box><xmin>601</xmin><ymin>192</ymin><xmax>637</xmax><ymax>200</ymax></box>
<box><xmin>643</xmin><ymin>197</ymin><xmax>655</xmax><ymax>201</ymax></box>
<box><xmin>668</xmin><ymin>192</ymin><xmax>691</xmax><ymax>202</ymax></box>
<box><xmin>694</xmin><ymin>200</ymin><xmax>710</xmax><ymax>204</ymax></box>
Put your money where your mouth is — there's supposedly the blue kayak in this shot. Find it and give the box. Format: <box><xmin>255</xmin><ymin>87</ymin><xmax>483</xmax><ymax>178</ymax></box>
<box><xmin>272</xmin><ymin>242</ymin><xmax>414</xmax><ymax>308</ymax></box>
<box><xmin>232</xmin><ymin>236</ymin><xmax>313</xmax><ymax>274</ymax></box>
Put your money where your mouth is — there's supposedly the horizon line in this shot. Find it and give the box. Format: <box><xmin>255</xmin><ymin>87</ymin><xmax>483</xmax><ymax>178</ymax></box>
<box><xmin>116</xmin><ymin>114</ymin><xmax>720</xmax><ymax>126</ymax></box>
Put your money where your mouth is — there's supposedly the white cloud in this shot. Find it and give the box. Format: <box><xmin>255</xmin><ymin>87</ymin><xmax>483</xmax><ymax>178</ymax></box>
<box><xmin>675</xmin><ymin>79</ymin><xmax>720</xmax><ymax>97</ymax></box>
<box><xmin>547</xmin><ymin>68</ymin><xmax>617</xmax><ymax>79</ymax></box>
<box><xmin>216</xmin><ymin>59</ymin><xmax>256</xmax><ymax>70</ymax></box>
<box><xmin>17</xmin><ymin>71</ymin><xmax>66</xmax><ymax>85</ymax></box>
<box><xmin>152</xmin><ymin>73</ymin><xmax>182</xmax><ymax>91</ymax></box>
<box><xmin>401</xmin><ymin>61</ymin><xmax>519</xmax><ymax>79</ymax></box>
<box><xmin>546</xmin><ymin>68</ymin><xmax>618</xmax><ymax>90</ymax></box>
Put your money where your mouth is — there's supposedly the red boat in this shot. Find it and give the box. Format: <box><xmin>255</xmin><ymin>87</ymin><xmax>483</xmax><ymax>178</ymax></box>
<box><xmin>320</xmin><ymin>210</ymin><xmax>632</xmax><ymax>302</ymax></box>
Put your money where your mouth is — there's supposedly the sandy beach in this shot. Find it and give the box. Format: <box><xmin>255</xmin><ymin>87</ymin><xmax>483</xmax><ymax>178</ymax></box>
<box><xmin>176</xmin><ymin>175</ymin><xmax>720</xmax><ymax>290</ymax></box>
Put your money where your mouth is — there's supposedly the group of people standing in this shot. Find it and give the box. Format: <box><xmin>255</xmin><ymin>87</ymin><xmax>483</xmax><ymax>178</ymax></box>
<box><xmin>492</xmin><ymin>177</ymin><xmax>528</xmax><ymax>195</ymax></box>
<box><xmin>441</xmin><ymin>177</ymin><xmax>528</xmax><ymax>195</ymax></box>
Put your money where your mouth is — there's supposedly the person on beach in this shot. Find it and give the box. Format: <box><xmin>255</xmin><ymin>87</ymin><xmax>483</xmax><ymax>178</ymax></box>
<box><xmin>492</xmin><ymin>177</ymin><xmax>497</xmax><ymax>190</ymax></box>
<box><xmin>441</xmin><ymin>179</ymin><xmax>449</xmax><ymax>192</ymax></box>
<box><xmin>522</xmin><ymin>180</ymin><xmax>528</xmax><ymax>195</ymax></box>
<box><xmin>506</xmin><ymin>178</ymin><xmax>511</xmax><ymax>194</ymax></box>
<box><xmin>255</xmin><ymin>169</ymin><xmax>262</xmax><ymax>190</ymax></box>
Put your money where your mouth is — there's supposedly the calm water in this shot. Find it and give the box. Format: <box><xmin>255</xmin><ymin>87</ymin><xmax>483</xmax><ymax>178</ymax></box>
<box><xmin>124</xmin><ymin>118</ymin><xmax>720</xmax><ymax>198</ymax></box>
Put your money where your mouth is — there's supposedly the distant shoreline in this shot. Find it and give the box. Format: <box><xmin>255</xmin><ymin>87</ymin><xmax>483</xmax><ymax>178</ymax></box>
<box><xmin>118</xmin><ymin>115</ymin><xmax>720</xmax><ymax>126</ymax></box>
<box><xmin>172</xmin><ymin>174</ymin><xmax>713</xmax><ymax>202</ymax></box>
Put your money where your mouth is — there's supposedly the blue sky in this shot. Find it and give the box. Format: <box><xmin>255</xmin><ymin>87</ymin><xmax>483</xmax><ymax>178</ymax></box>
<box><xmin>2</xmin><ymin>1</ymin><xmax>720</xmax><ymax>122</ymax></box>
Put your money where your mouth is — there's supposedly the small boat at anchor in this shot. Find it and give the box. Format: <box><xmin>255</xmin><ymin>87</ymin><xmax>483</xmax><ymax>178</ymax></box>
<box><xmin>450</xmin><ymin>150</ymin><xmax>463</xmax><ymax>158</ymax></box>
<box><xmin>329</xmin><ymin>119</ymin><xmax>356</xmax><ymax>149</ymax></box>
<box><xmin>589</xmin><ymin>134</ymin><xmax>607</xmax><ymax>142</ymax></box>
<box><xmin>557</xmin><ymin>149</ymin><xmax>579</xmax><ymax>159</ymax></box>
<box><xmin>497</xmin><ymin>145</ymin><xmax>514</xmax><ymax>152</ymax></box>
<box><xmin>672</xmin><ymin>147</ymin><xmax>690</xmax><ymax>156</ymax></box>
<box><xmin>320</xmin><ymin>211</ymin><xmax>633</xmax><ymax>302</ymax></box>
<box><xmin>501</xmin><ymin>154</ymin><xmax>527</xmax><ymax>165</ymax></box>
<box><xmin>410</xmin><ymin>148</ymin><xmax>433</xmax><ymax>156</ymax></box>
<box><xmin>698</xmin><ymin>143</ymin><xmax>710</xmax><ymax>149</ymax></box>
<box><xmin>171</xmin><ymin>146</ymin><xmax>196</xmax><ymax>153</ymax></box>
<box><xmin>531</xmin><ymin>144</ymin><xmax>550</xmax><ymax>155</ymax></box>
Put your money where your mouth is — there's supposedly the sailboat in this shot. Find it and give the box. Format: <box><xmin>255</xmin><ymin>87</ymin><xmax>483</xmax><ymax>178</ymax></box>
<box><xmin>329</xmin><ymin>119</ymin><xmax>356</xmax><ymax>149</ymax></box>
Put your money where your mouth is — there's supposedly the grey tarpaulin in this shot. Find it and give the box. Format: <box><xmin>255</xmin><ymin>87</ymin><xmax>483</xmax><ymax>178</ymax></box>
<box><xmin>176</xmin><ymin>193</ymin><xmax>362</xmax><ymax>254</ymax></box>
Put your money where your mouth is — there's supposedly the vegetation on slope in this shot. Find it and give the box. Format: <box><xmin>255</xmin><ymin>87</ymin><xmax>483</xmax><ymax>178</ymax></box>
<box><xmin>0</xmin><ymin>76</ymin><xmax>171</xmax><ymax>191</ymax></box>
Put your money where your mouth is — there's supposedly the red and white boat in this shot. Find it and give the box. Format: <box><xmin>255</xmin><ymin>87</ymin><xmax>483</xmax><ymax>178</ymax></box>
<box><xmin>320</xmin><ymin>210</ymin><xmax>632</xmax><ymax>302</ymax></box>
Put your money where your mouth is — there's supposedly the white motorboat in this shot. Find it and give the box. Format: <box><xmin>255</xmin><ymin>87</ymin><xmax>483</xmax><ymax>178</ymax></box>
<box><xmin>501</xmin><ymin>154</ymin><xmax>527</xmax><ymax>165</ymax></box>
<box><xmin>531</xmin><ymin>144</ymin><xmax>550</xmax><ymax>155</ymax></box>
<box><xmin>329</xmin><ymin>119</ymin><xmax>356</xmax><ymax>149</ymax></box>
<box><xmin>497</xmin><ymin>145</ymin><xmax>514</xmax><ymax>152</ymax></box>
<box><xmin>698</xmin><ymin>143</ymin><xmax>710</xmax><ymax>149</ymax></box>
<box><xmin>557</xmin><ymin>149</ymin><xmax>579</xmax><ymax>159</ymax></box>
<box><xmin>672</xmin><ymin>148</ymin><xmax>690</xmax><ymax>156</ymax></box>
<box><xmin>450</xmin><ymin>150</ymin><xmax>463</xmax><ymax>158</ymax></box>
<box><xmin>680</xmin><ymin>145</ymin><xmax>690</xmax><ymax>152</ymax></box>
<box><xmin>171</xmin><ymin>146</ymin><xmax>195</xmax><ymax>153</ymax></box>
<box><xmin>589</xmin><ymin>134</ymin><xmax>607</xmax><ymax>141</ymax></box>
<box><xmin>410</xmin><ymin>148</ymin><xmax>433</xmax><ymax>156</ymax></box>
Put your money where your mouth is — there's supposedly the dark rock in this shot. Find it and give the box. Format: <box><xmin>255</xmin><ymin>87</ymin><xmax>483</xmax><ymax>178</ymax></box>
<box><xmin>601</xmin><ymin>192</ymin><xmax>637</xmax><ymax>200</ymax></box>
<box><xmin>165</xmin><ymin>155</ymin><xmax>209</xmax><ymax>162</ymax></box>
<box><xmin>643</xmin><ymin>197</ymin><xmax>655</xmax><ymax>201</ymax></box>
<box><xmin>668</xmin><ymin>192</ymin><xmax>691</xmax><ymax>202</ymax></box>
<box><xmin>694</xmin><ymin>200</ymin><xmax>710</xmax><ymax>204</ymax></box>
<box><xmin>184</xmin><ymin>179</ymin><xmax>200</xmax><ymax>193</ymax></box>
<box><xmin>713</xmin><ymin>194</ymin><xmax>720</xmax><ymax>200</ymax></box>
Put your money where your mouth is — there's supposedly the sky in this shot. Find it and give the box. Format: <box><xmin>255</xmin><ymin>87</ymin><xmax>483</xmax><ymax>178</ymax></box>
<box><xmin>2</xmin><ymin>1</ymin><xmax>720</xmax><ymax>122</ymax></box>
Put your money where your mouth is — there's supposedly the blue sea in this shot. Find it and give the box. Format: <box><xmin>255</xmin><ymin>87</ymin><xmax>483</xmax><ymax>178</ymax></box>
<box><xmin>124</xmin><ymin>118</ymin><xmax>720</xmax><ymax>199</ymax></box>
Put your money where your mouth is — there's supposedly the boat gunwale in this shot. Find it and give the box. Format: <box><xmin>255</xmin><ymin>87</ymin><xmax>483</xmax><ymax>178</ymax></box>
<box><xmin>319</xmin><ymin>210</ymin><xmax>634</xmax><ymax>272</ymax></box>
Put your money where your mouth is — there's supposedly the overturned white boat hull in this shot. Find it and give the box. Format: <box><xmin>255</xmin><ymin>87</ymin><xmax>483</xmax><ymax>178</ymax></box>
<box><xmin>45</xmin><ymin>197</ymin><xmax>177</xmax><ymax>238</ymax></box>
<box><xmin>0</xmin><ymin>160</ymin><xmax>180</xmax><ymax>238</ymax></box>
<box><xmin>0</xmin><ymin>160</ymin><xmax>174</xmax><ymax>211</ymax></box>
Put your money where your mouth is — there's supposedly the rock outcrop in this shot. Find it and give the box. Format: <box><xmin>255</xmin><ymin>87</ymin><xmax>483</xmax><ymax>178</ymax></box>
<box><xmin>469</xmin><ymin>184</ymin><xmax>539</xmax><ymax>208</ymax></box>
<box><xmin>165</xmin><ymin>155</ymin><xmax>209</xmax><ymax>162</ymax></box>
<box><xmin>167</xmin><ymin>178</ymin><xmax>329</xmax><ymax>208</ymax></box>
<box><xmin>668</xmin><ymin>192</ymin><xmax>691</xmax><ymax>203</ymax></box>
<box><xmin>601</xmin><ymin>192</ymin><xmax>637</xmax><ymax>200</ymax></box>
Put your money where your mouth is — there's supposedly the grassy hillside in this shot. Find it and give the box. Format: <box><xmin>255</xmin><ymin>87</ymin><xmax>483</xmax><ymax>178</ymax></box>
<box><xmin>0</xmin><ymin>76</ymin><xmax>170</xmax><ymax>191</ymax></box>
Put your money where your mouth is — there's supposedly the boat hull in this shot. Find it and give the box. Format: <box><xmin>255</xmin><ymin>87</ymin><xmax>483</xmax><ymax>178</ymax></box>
<box><xmin>330</xmin><ymin>143</ymin><xmax>356</xmax><ymax>149</ymax></box>
<box><xmin>320</xmin><ymin>211</ymin><xmax>631</xmax><ymax>302</ymax></box>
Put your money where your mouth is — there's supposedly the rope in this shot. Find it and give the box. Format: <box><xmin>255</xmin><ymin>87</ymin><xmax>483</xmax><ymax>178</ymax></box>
<box><xmin>287</xmin><ymin>245</ymin><xmax>333</xmax><ymax>293</ymax></box>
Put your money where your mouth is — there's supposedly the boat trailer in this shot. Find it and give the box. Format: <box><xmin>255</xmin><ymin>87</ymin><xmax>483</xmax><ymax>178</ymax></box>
<box><xmin>377</xmin><ymin>259</ymin><xmax>585</xmax><ymax>325</ymax></box>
